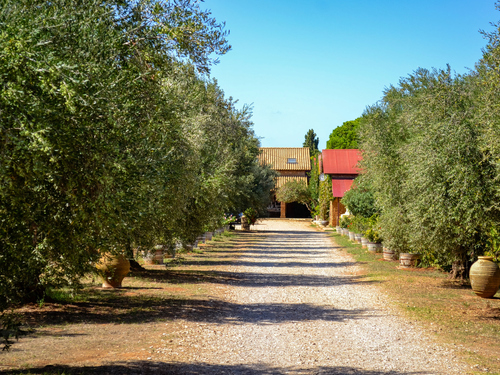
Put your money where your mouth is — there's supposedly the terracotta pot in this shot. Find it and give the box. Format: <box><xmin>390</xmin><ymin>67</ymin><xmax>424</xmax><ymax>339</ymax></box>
<box><xmin>154</xmin><ymin>245</ymin><xmax>165</xmax><ymax>263</ymax></box>
<box><xmin>241</xmin><ymin>216</ymin><xmax>250</xmax><ymax>231</ymax></box>
<box><xmin>96</xmin><ymin>254</ymin><xmax>130</xmax><ymax>288</ymax></box>
<box><xmin>164</xmin><ymin>247</ymin><xmax>176</xmax><ymax>259</ymax></box>
<box><xmin>143</xmin><ymin>246</ymin><xmax>164</xmax><ymax>265</ymax></box>
<box><xmin>399</xmin><ymin>253</ymin><xmax>421</xmax><ymax>268</ymax></box>
<box><xmin>367</xmin><ymin>242</ymin><xmax>382</xmax><ymax>253</ymax></box>
<box><xmin>383</xmin><ymin>247</ymin><xmax>396</xmax><ymax>261</ymax></box>
<box><xmin>470</xmin><ymin>256</ymin><xmax>500</xmax><ymax>298</ymax></box>
<box><xmin>361</xmin><ymin>237</ymin><xmax>368</xmax><ymax>248</ymax></box>
<box><xmin>196</xmin><ymin>234</ymin><xmax>206</xmax><ymax>244</ymax></box>
<box><xmin>184</xmin><ymin>243</ymin><xmax>195</xmax><ymax>252</ymax></box>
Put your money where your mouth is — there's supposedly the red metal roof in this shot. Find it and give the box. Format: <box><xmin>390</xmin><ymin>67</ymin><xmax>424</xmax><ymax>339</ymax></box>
<box><xmin>321</xmin><ymin>149</ymin><xmax>361</xmax><ymax>175</ymax></box>
<box><xmin>332</xmin><ymin>179</ymin><xmax>354</xmax><ymax>198</ymax></box>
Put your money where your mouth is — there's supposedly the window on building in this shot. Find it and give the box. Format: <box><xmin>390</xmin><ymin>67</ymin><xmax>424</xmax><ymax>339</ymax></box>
<box><xmin>287</xmin><ymin>158</ymin><xmax>297</xmax><ymax>164</ymax></box>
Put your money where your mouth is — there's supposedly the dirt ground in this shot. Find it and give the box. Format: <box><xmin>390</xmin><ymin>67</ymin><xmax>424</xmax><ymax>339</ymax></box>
<box><xmin>0</xmin><ymin>240</ymin><xmax>238</xmax><ymax>373</ymax></box>
<box><xmin>0</xmin><ymin>220</ymin><xmax>472</xmax><ymax>374</ymax></box>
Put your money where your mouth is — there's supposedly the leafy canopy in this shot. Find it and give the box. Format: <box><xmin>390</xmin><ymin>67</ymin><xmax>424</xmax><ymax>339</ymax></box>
<box><xmin>326</xmin><ymin>118</ymin><xmax>361</xmax><ymax>149</ymax></box>
<box><xmin>276</xmin><ymin>180</ymin><xmax>312</xmax><ymax>212</ymax></box>
<box><xmin>0</xmin><ymin>0</ymin><xmax>271</xmax><ymax>311</ymax></box>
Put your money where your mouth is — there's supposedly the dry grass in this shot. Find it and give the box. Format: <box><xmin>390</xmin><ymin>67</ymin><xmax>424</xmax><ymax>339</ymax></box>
<box><xmin>330</xmin><ymin>231</ymin><xmax>500</xmax><ymax>374</ymax></box>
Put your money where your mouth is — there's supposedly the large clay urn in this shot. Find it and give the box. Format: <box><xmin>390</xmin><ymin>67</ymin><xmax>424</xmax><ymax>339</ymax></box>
<box><xmin>96</xmin><ymin>254</ymin><xmax>130</xmax><ymax>288</ymax></box>
<box><xmin>470</xmin><ymin>256</ymin><xmax>500</xmax><ymax>298</ymax></box>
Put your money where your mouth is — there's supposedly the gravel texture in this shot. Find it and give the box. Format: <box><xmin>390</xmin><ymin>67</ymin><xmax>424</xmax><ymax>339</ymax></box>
<box><xmin>157</xmin><ymin>219</ymin><xmax>469</xmax><ymax>374</ymax></box>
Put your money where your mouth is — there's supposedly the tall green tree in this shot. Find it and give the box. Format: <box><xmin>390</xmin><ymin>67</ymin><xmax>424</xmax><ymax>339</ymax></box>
<box><xmin>475</xmin><ymin>2</ymin><xmax>500</xmax><ymax>219</ymax></box>
<box><xmin>303</xmin><ymin>129</ymin><xmax>319</xmax><ymax>156</ymax></box>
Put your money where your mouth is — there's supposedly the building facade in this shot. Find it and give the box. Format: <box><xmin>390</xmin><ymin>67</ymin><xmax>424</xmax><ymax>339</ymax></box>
<box><xmin>258</xmin><ymin>147</ymin><xmax>311</xmax><ymax>218</ymax></box>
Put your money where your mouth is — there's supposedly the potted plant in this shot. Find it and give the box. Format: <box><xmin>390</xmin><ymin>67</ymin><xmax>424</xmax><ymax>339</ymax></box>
<box><xmin>339</xmin><ymin>215</ymin><xmax>352</xmax><ymax>236</ymax></box>
<box><xmin>223</xmin><ymin>214</ymin><xmax>237</xmax><ymax>230</ymax></box>
<box><xmin>350</xmin><ymin>216</ymin><xmax>369</xmax><ymax>244</ymax></box>
<box><xmin>382</xmin><ymin>246</ymin><xmax>396</xmax><ymax>261</ymax></box>
<box><xmin>365</xmin><ymin>228</ymin><xmax>382</xmax><ymax>253</ymax></box>
<box><xmin>242</xmin><ymin>208</ymin><xmax>258</xmax><ymax>230</ymax></box>
<box><xmin>399</xmin><ymin>253</ymin><xmax>421</xmax><ymax>268</ymax></box>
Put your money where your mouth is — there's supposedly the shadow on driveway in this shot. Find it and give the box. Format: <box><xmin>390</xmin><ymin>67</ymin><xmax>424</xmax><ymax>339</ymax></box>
<box><xmin>0</xmin><ymin>361</ymin><xmax>428</xmax><ymax>374</ymax></box>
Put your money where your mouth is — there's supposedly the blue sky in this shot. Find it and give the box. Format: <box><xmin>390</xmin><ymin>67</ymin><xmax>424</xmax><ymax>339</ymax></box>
<box><xmin>203</xmin><ymin>1</ymin><xmax>497</xmax><ymax>149</ymax></box>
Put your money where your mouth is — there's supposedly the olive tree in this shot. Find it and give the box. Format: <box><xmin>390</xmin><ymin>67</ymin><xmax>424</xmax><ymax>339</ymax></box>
<box><xmin>276</xmin><ymin>180</ymin><xmax>313</xmax><ymax>213</ymax></box>
<box><xmin>360</xmin><ymin>67</ymin><xmax>499</xmax><ymax>276</ymax></box>
<box><xmin>0</xmin><ymin>0</ymin><xmax>231</xmax><ymax>307</ymax></box>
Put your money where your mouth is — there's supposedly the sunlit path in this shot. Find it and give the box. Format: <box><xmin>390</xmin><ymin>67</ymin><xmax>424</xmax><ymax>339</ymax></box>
<box><xmin>160</xmin><ymin>219</ymin><xmax>467</xmax><ymax>374</ymax></box>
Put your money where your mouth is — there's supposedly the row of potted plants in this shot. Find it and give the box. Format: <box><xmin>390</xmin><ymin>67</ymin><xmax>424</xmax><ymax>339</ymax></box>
<box><xmin>336</xmin><ymin>214</ymin><xmax>420</xmax><ymax>267</ymax></box>
<box><xmin>97</xmin><ymin>224</ymin><xmax>232</xmax><ymax>288</ymax></box>
<box><xmin>336</xmin><ymin>216</ymin><xmax>500</xmax><ymax>298</ymax></box>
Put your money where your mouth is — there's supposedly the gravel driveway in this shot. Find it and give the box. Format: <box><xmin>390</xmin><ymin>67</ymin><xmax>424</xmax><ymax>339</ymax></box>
<box><xmin>160</xmin><ymin>219</ymin><xmax>469</xmax><ymax>375</ymax></box>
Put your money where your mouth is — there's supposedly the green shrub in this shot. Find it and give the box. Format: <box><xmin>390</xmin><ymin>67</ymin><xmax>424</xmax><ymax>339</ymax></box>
<box><xmin>339</xmin><ymin>215</ymin><xmax>352</xmax><ymax>229</ymax></box>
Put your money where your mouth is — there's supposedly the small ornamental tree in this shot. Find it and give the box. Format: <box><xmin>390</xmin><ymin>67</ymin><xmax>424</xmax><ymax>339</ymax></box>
<box><xmin>276</xmin><ymin>180</ymin><xmax>312</xmax><ymax>213</ymax></box>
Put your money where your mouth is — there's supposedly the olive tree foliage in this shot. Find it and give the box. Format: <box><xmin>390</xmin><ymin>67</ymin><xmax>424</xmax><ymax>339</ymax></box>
<box><xmin>276</xmin><ymin>180</ymin><xmax>312</xmax><ymax>212</ymax></box>
<box><xmin>0</xmin><ymin>0</ymin><xmax>269</xmax><ymax>309</ymax></box>
<box><xmin>360</xmin><ymin>85</ymin><xmax>414</xmax><ymax>254</ymax></box>
<box><xmin>173</xmin><ymin>78</ymin><xmax>276</xmax><ymax>241</ymax></box>
<box><xmin>476</xmin><ymin>4</ymin><xmax>500</xmax><ymax>214</ymax></box>
<box><xmin>360</xmin><ymin>66</ymin><xmax>500</xmax><ymax>276</ymax></box>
